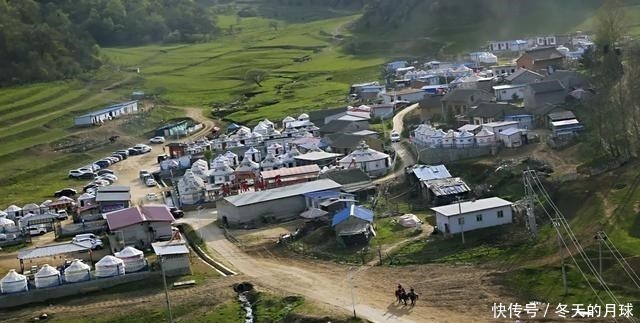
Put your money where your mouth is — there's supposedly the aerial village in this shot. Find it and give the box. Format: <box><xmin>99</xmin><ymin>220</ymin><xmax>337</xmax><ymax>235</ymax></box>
<box><xmin>0</xmin><ymin>30</ymin><xmax>600</xmax><ymax>319</ymax></box>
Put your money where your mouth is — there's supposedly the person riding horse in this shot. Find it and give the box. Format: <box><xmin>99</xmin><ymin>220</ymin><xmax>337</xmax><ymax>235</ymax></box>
<box><xmin>396</xmin><ymin>285</ymin><xmax>408</xmax><ymax>305</ymax></box>
<box><xmin>407</xmin><ymin>288</ymin><xmax>419</xmax><ymax>306</ymax></box>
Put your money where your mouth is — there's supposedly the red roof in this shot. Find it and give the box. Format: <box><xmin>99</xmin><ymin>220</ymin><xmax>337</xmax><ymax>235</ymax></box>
<box><xmin>106</xmin><ymin>205</ymin><xmax>174</xmax><ymax>230</ymax></box>
<box><xmin>260</xmin><ymin>165</ymin><xmax>320</xmax><ymax>180</ymax></box>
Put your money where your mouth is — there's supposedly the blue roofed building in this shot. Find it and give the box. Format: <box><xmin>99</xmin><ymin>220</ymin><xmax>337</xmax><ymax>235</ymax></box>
<box><xmin>331</xmin><ymin>205</ymin><xmax>374</xmax><ymax>246</ymax></box>
<box><xmin>74</xmin><ymin>101</ymin><xmax>138</xmax><ymax>126</ymax></box>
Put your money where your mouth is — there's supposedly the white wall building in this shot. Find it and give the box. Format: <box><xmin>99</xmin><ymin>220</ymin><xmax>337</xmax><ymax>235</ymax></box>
<box><xmin>493</xmin><ymin>84</ymin><xmax>527</xmax><ymax>102</ymax></box>
<box><xmin>488</xmin><ymin>40</ymin><xmax>528</xmax><ymax>52</ymax></box>
<box><xmin>432</xmin><ymin>197</ymin><xmax>513</xmax><ymax>234</ymax></box>
<box><xmin>481</xmin><ymin>121</ymin><xmax>519</xmax><ymax>135</ymax></box>
<box><xmin>338</xmin><ymin>142</ymin><xmax>391</xmax><ymax>178</ymax></box>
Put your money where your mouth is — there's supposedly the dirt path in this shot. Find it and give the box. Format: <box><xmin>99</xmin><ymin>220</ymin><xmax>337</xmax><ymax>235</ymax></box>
<box><xmin>374</xmin><ymin>103</ymin><xmax>419</xmax><ymax>185</ymax></box>
<box><xmin>182</xmin><ymin>211</ymin><xmax>497</xmax><ymax>323</ymax></box>
<box><xmin>365</xmin><ymin>223</ymin><xmax>434</xmax><ymax>267</ymax></box>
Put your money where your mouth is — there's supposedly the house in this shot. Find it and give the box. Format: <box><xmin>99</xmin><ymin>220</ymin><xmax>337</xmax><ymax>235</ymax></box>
<box><xmin>152</xmin><ymin>239</ymin><xmax>192</xmax><ymax>277</ymax></box>
<box><xmin>351</xmin><ymin>104</ymin><xmax>394</xmax><ymax>119</ymax></box>
<box><xmin>154</xmin><ymin>120</ymin><xmax>194</xmax><ymax>138</ymax></box>
<box><xmin>260</xmin><ymin>165</ymin><xmax>321</xmax><ymax>188</ymax></box>
<box><xmin>74</xmin><ymin>101</ymin><xmax>138</xmax><ymax>126</ymax></box>
<box><xmin>166</xmin><ymin>143</ymin><xmax>188</xmax><ymax>158</ymax></box>
<box><xmin>547</xmin><ymin>110</ymin><xmax>576</xmax><ymax>126</ymax></box>
<box><xmin>441</xmin><ymin>89</ymin><xmax>493</xmax><ymax>117</ymax></box>
<box><xmin>105</xmin><ymin>205</ymin><xmax>175</xmax><ymax>250</ymax></box>
<box><xmin>469</xmin><ymin>52</ymin><xmax>498</xmax><ymax>64</ymax></box>
<box><xmin>319</xmin><ymin>119</ymin><xmax>369</xmax><ymax>137</ymax></box>
<box><xmin>177</xmin><ymin>169</ymin><xmax>206</xmax><ymax>205</ymax></box>
<box><xmin>504</xmin><ymin>68</ymin><xmax>544</xmax><ymax>85</ymax></box>
<box><xmin>432</xmin><ymin>197</ymin><xmax>513</xmax><ymax>234</ymax></box>
<box><xmin>467</xmin><ymin>103</ymin><xmax>520</xmax><ymax>125</ymax></box>
<box><xmin>381</xmin><ymin>88</ymin><xmax>428</xmax><ymax>104</ymax></box>
<box><xmin>387</xmin><ymin>61</ymin><xmax>409</xmax><ymax>72</ymax></box>
<box><xmin>457</xmin><ymin>124</ymin><xmax>482</xmax><ymax>134</ymax></box>
<box><xmin>318</xmin><ymin>168</ymin><xmax>376</xmax><ymax>198</ymax></box>
<box><xmin>504</xmin><ymin>114</ymin><xmax>534</xmax><ymax>130</ymax></box>
<box><xmin>294</xmin><ymin>151</ymin><xmax>343</xmax><ymax>167</ymax></box>
<box><xmin>309</xmin><ymin>107</ymin><xmax>347</xmax><ymax>126</ymax></box>
<box><xmin>338</xmin><ymin>142</ymin><xmax>391</xmax><ymax>178</ymax></box>
<box><xmin>543</xmin><ymin>70</ymin><xmax>590</xmax><ymax>90</ymax></box>
<box><xmin>217</xmin><ymin>179</ymin><xmax>342</xmax><ymax>228</ymax></box>
<box><xmin>331</xmin><ymin>205</ymin><xmax>374</xmax><ymax>246</ymax></box>
<box><xmin>516</xmin><ymin>47</ymin><xmax>565</xmax><ymax>73</ymax></box>
<box><xmin>423</xmin><ymin>178</ymin><xmax>471</xmax><ymax>205</ymax></box>
<box><xmin>493</xmin><ymin>84</ymin><xmax>527</xmax><ymax>102</ymax></box>
<box><xmin>524</xmin><ymin>80</ymin><xmax>566</xmax><ymax>111</ymax></box>
<box><xmin>488</xmin><ymin>40</ymin><xmax>528</xmax><ymax>52</ymax></box>
<box><xmin>325</xmin><ymin>133</ymin><xmax>384</xmax><ymax>155</ymax></box>
<box><xmin>301</xmin><ymin>190</ymin><xmax>356</xmax><ymax>221</ymax></box>
<box><xmin>551</xmin><ymin>119</ymin><xmax>584</xmax><ymax>137</ymax></box>
<box><xmin>325</xmin><ymin>111</ymin><xmax>371</xmax><ymax>123</ymax></box>
<box><xmin>351</xmin><ymin>129</ymin><xmax>379</xmax><ymax>138</ymax></box>
<box><xmin>481</xmin><ymin>121</ymin><xmax>519</xmax><ymax>134</ymax></box>
<box><xmin>95</xmin><ymin>186</ymin><xmax>131</xmax><ymax>213</ymax></box>
<box><xmin>491</xmin><ymin>64</ymin><xmax>517</xmax><ymax>76</ymax></box>
<box><xmin>498</xmin><ymin>128</ymin><xmax>526</xmax><ymax>148</ymax></box>
<box><xmin>533</xmin><ymin>35</ymin><xmax>557</xmax><ymax>47</ymax></box>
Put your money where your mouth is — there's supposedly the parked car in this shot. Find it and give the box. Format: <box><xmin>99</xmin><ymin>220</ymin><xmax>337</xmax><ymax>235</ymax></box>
<box><xmin>112</xmin><ymin>152</ymin><xmax>128</xmax><ymax>160</ymax></box>
<box><xmin>169</xmin><ymin>207</ymin><xmax>184</xmax><ymax>219</ymax></box>
<box><xmin>69</xmin><ymin>169</ymin><xmax>94</xmax><ymax>179</ymax></box>
<box><xmin>72</xmin><ymin>234</ymin><xmax>103</xmax><ymax>250</ymax></box>
<box><xmin>133</xmin><ymin>144</ymin><xmax>152</xmax><ymax>153</ymax></box>
<box><xmin>145</xmin><ymin>178</ymin><xmax>157</xmax><ymax>187</ymax></box>
<box><xmin>54</xmin><ymin>188</ymin><xmax>78</xmax><ymax>198</ymax></box>
<box><xmin>0</xmin><ymin>234</ymin><xmax>7</xmax><ymax>241</ymax></box>
<box><xmin>128</xmin><ymin>148</ymin><xmax>141</xmax><ymax>156</ymax></box>
<box><xmin>27</xmin><ymin>226</ymin><xmax>47</xmax><ymax>236</ymax></box>
<box><xmin>83</xmin><ymin>183</ymin><xmax>97</xmax><ymax>192</ymax></box>
<box><xmin>93</xmin><ymin>179</ymin><xmax>111</xmax><ymax>187</ymax></box>
<box><xmin>105</xmin><ymin>156</ymin><xmax>119</xmax><ymax>164</ymax></box>
<box><xmin>109</xmin><ymin>155</ymin><xmax>123</xmax><ymax>162</ymax></box>
<box><xmin>85</xmin><ymin>164</ymin><xmax>101</xmax><ymax>172</ymax></box>
<box><xmin>97</xmin><ymin>169</ymin><xmax>114</xmax><ymax>176</ymax></box>
<box><xmin>149</xmin><ymin>136</ymin><xmax>166</xmax><ymax>144</ymax></box>
<box><xmin>78</xmin><ymin>166</ymin><xmax>95</xmax><ymax>173</ymax></box>
<box><xmin>139</xmin><ymin>170</ymin><xmax>150</xmax><ymax>180</ymax></box>
<box><xmin>94</xmin><ymin>160</ymin><xmax>110</xmax><ymax>169</ymax></box>
<box><xmin>115</xmin><ymin>149</ymin><xmax>130</xmax><ymax>156</ymax></box>
<box><xmin>390</xmin><ymin>131</ymin><xmax>401</xmax><ymax>143</ymax></box>
<box><xmin>146</xmin><ymin>193</ymin><xmax>159</xmax><ymax>200</ymax></box>
<box><xmin>157</xmin><ymin>154</ymin><xmax>169</xmax><ymax>164</ymax></box>
<box><xmin>95</xmin><ymin>176</ymin><xmax>114</xmax><ymax>184</ymax></box>
<box><xmin>56</xmin><ymin>210</ymin><xmax>69</xmax><ymax>220</ymax></box>
<box><xmin>100</xmin><ymin>174</ymin><xmax>118</xmax><ymax>182</ymax></box>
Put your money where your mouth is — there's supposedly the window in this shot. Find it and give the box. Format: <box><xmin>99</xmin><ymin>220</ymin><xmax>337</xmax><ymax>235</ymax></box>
<box><xmin>476</xmin><ymin>214</ymin><xmax>483</xmax><ymax>222</ymax></box>
<box><xmin>497</xmin><ymin>210</ymin><xmax>504</xmax><ymax>218</ymax></box>
<box><xmin>458</xmin><ymin>217</ymin><xmax>465</xmax><ymax>225</ymax></box>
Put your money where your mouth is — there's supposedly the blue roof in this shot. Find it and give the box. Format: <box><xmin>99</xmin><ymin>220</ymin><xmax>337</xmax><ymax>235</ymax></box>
<box><xmin>332</xmin><ymin>205</ymin><xmax>374</xmax><ymax>227</ymax></box>
<box><xmin>303</xmin><ymin>190</ymin><xmax>339</xmax><ymax>199</ymax></box>
<box><xmin>77</xmin><ymin>101</ymin><xmax>137</xmax><ymax>118</ymax></box>
<box><xmin>227</xmin><ymin>123</ymin><xmax>240</xmax><ymax>130</ymax></box>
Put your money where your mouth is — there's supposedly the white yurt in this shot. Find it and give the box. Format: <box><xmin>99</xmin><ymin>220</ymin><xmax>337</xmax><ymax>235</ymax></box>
<box><xmin>191</xmin><ymin>159</ymin><xmax>210</xmax><ymax>179</ymax></box>
<box><xmin>245</xmin><ymin>132</ymin><xmax>263</xmax><ymax>146</ymax></box>
<box><xmin>282</xmin><ymin>125</ymin><xmax>298</xmax><ymax>137</ymax></box>
<box><xmin>0</xmin><ymin>217</ymin><xmax>15</xmax><ymax>232</ymax></box>
<box><xmin>298</xmin><ymin>113</ymin><xmax>310</xmax><ymax>122</ymax></box>
<box><xmin>244</xmin><ymin>147</ymin><xmax>262</xmax><ymax>163</ymax></box>
<box><xmin>210</xmin><ymin>158</ymin><xmax>236</xmax><ymax>185</ymax></box>
<box><xmin>456</xmin><ymin>130</ymin><xmax>475</xmax><ymax>148</ymax></box>
<box><xmin>235</xmin><ymin>156</ymin><xmax>260</xmax><ymax>176</ymax></box>
<box><xmin>39</xmin><ymin>200</ymin><xmax>52</xmax><ymax>213</ymax></box>
<box><xmin>22</xmin><ymin>203</ymin><xmax>41</xmax><ymax>215</ymax></box>
<box><xmin>261</xmin><ymin>152</ymin><xmax>283</xmax><ymax>171</ymax></box>
<box><xmin>63</xmin><ymin>259</ymin><xmax>91</xmax><ymax>283</ymax></box>
<box><xmin>0</xmin><ymin>211</ymin><xmax>7</xmax><ymax>218</ymax></box>
<box><xmin>95</xmin><ymin>255</ymin><xmax>125</xmax><ymax>278</ymax></box>
<box><xmin>475</xmin><ymin>129</ymin><xmax>495</xmax><ymax>147</ymax></box>
<box><xmin>338</xmin><ymin>141</ymin><xmax>391</xmax><ymax>177</ymax></box>
<box><xmin>442</xmin><ymin>130</ymin><xmax>457</xmax><ymax>148</ymax></box>
<box><xmin>0</xmin><ymin>269</ymin><xmax>28</xmax><ymax>293</ymax></box>
<box><xmin>281</xmin><ymin>146</ymin><xmax>301</xmax><ymax>168</ymax></box>
<box><xmin>114</xmin><ymin>247</ymin><xmax>146</xmax><ymax>273</ymax></box>
<box><xmin>4</xmin><ymin>205</ymin><xmax>22</xmax><ymax>220</ymax></box>
<box><xmin>267</xmin><ymin>142</ymin><xmax>284</xmax><ymax>156</ymax></box>
<box><xmin>430</xmin><ymin>129</ymin><xmax>446</xmax><ymax>147</ymax></box>
<box><xmin>282</xmin><ymin>116</ymin><xmax>296</xmax><ymax>128</ymax></box>
<box><xmin>177</xmin><ymin>170</ymin><xmax>206</xmax><ymax>205</ymax></box>
<box><xmin>224</xmin><ymin>151</ymin><xmax>239</xmax><ymax>167</ymax></box>
<box><xmin>34</xmin><ymin>264</ymin><xmax>61</xmax><ymax>288</ymax></box>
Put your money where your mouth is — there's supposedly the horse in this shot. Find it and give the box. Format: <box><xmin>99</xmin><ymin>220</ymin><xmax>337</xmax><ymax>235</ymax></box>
<box><xmin>395</xmin><ymin>289</ymin><xmax>408</xmax><ymax>305</ymax></box>
<box><xmin>407</xmin><ymin>289</ymin><xmax>419</xmax><ymax>306</ymax></box>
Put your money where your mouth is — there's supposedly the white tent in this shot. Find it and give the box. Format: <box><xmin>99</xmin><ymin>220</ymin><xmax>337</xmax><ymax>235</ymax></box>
<box><xmin>95</xmin><ymin>255</ymin><xmax>125</xmax><ymax>278</ymax></box>
<box><xmin>39</xmin><ymin>200</ymin><xmax>53</xmax><ymax>213</ymax></box>
<box><xmin>0</xmin><ymin>269</ymin><xmax>28</xmax><ymax>293</ymax></box>
<box><xmin>34</xmin><ymin>264</ymin><xmax>61</xmax><ymax>288</ymax></box>
<box><xmin>114</xmin><ymin>247</ymin><xmax>146</xmax><ymax>273</ymax></box>
<box><xmin>63</xmin><ymin>259</ymin><xmax>91</xmax><ymax>283</ymax></box>
<box><xmin>0</xmin><ymin>217</ymin><xmax>15</xmax><ymax>229</ymax></box>
<box><xmin>0</xmin><ymin>211</ymin><xmax>8</xmax><ymax>218</ymax></box>
<box><xmin>398</xmin><ymin>214</ymin><xmax>422</xmax><ymax>228</ymax></box>
<box><xmin>22</xmin><ymin>203</ymin><xmax>41</xmax><ymax>215</ymax></box>
<box><xmin>4</xmin><ymin>205</ymin><xmax>22</xmax><ymax>219</ymax></box>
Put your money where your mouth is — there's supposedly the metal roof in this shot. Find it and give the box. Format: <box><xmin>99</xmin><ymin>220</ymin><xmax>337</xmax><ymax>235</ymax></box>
<box><xmin>261</xmin><ymin>165</ymin><xmax>320</xmax><ymax>180</ymax></box>
<box><xmin>424</xmin><ymin>178</ymin><xmax>470</xmax><ymax>196</ymax></box>
<box><xmin>152</xmin><ymin>241</ymin><xmax>189</xmax><ymax>256</ymax></box>
<box><xmin>431</xmin><ymin>197</ymin><xmax>513</xmax><ymax>216</ymax></box>
<box><xmin>18</xmin><ymin>241</ymin><xmax>92</xmax><ymax>260</ymax></box>
<box><xmin>500</xmin><ymin>128</ymin><xmax>522</xmax><ymax>136</ymax></box>
<box><xmin>294</xmin><ymin>151</ymin><xmax>342</xmax><ymax>161</ymax></box>
<box><xmin>95</xmin><ymin>192</ymin><xmax>131</xmax><ymax>202</ymax></box>
<box><xmin>551</xmin><ymin>119</ymin><xmax>580</xmax><ymax>127</ymax></box>
<box><xmin>223</xmin><ymin>179</ymin><xmax>341</xmax><ymax>207</ymax></box>
<box><xmin>97</xmin><ymin>186</ymin><xmax>130</xmax><ymax>193</ymax></box>
<box><xmin>332</xmin><ymin>205</ymin><xmax>374</xmax><ymax>227</ymax></box>
<box><xmin>76</xmin><ymin>101</ymin><xmax>137</xmax><ymax>118</ymax></box>
<box><xmin>412</xmin><ymin>165</ymin><xmax>452</xmax><ymax>181</ymax></box>
<box><xmin>548</xmin><ymin>111</ymin><xmax>576</xmax><ymax>121</ymax></box>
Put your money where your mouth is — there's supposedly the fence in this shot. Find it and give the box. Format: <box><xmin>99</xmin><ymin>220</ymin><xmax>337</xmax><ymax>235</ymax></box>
<box><xmin>57</xmin><ymin>220</ymin><xmax>108</xmax><ymax>238</ymax></box>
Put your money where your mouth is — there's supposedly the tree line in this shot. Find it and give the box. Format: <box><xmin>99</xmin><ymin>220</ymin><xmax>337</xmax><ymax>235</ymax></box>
<box><xmin>0</xmin><ymin>0</ymin><xmax>219</xmax><ymax>85</ymax></box>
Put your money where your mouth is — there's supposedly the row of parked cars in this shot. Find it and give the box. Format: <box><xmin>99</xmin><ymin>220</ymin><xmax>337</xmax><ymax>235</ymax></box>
<box><xmin>68</xmin><ymin>144</ymin><xmax>152</xmax><ymax>180</ymax></box>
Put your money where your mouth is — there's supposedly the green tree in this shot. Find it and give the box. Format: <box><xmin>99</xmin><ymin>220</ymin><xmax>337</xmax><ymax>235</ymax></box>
<box><xmin>245</xmin><ymin>69</ymin><xmax>268</xmax><ymax>87</ymax></box>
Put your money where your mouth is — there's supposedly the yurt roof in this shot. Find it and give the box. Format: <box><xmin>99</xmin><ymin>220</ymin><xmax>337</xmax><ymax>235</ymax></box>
<box><xmin>0</xmin><ymin>211</ymin><xmax>7</xmax><ymax>217</ymax></box>
<box><xmin>339</xmin><ymin>142</ymin><xmax>389</xmax><ymax>163</ymax></box>
<box><xmin>57</xmin><ymin>196</ymin><xmax>74</xmax><ymax>202</ymax></box>
<box><xmin>459</xmin><ymin>130</ymin><xmax>474</xmax><ymax>138</ymax></box>
<box><xmin>96</xmin><ymin>255</ymin><xmax>124</xmax><ymax>266</ymax></box>
<box><xmin>5</xmin><ymin>205</ymin><xmax>21</xmax><ymax>212</ymax></box>
<box><xmin>268</xmin><ymin>142</ymin><xmax>283</xmax><ymax>149</ymax></box>
<box><xmin>476</xmin><ymin>129</ymin><xmax>495</xmax><ymax>136</ymax></box>
<box><xmin>65</xmin><ymin>259</ymin><xmax>90</xmax><ymax>272</ymax></box>
<box><xmin>0</xmin><ymin>217</ymin><xmax>15</xmax><ymax>226</ymax></box>
<box><xmin>23</xmin><ymin>203</ymin><xmax>39</xmax><ymax>210</ymax></box>
<box><xmin>114</xmin><ymin>246</ymin><xmax>143</xmax><ymax>258</ymax></box>
<box><xmin>283</xmin><ymin>116</ymin><xmax>295</xmax><ymax>122</ymax></box>
<box><xmin>79</xmin><ymin>193</ymin><xmax>95</xmax><ymax>200</ymax></box>
<box><xmin>1</xmin><ymin>269</ymin><xmax>26</xmax><ymax>283</ymax></box>
<box><xmin>245</xmin><ymin>147</ymin><xmax>260</xmax><ymax>154</ymax></box>
<box><xmin>224</xmin><ymin>150</ymin><xmax>238</xmax><ymax>158</ymax></box>
<box><xmin>262</xmin><ymin>118</ymin><xmax>275</xmax><ymax>125</ymax></box>
<box><xmin>298</xmin><ymin>113</ymin><xmax>309</xmax><ymax>119</ymax></box>
<box><xmin>41</xmin><ymin>200</ymin><xmax>53</xmax><ymax>206</ymax></box>
<box><xmin>35</xmin><ymin>264</ymin><xmax>60</xmax><ymax>277</ymax></box>
<box><xmin>431</xmin><ymin>129</ymin><xmax>446</xmax><ymax>137</ymax></box>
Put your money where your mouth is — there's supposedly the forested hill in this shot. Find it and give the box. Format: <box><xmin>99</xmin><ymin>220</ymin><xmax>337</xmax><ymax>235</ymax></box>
<box><xmin>0</xmin><ymin>0</ymin><xmax>218</xmax><ymax>86</ymax></box>
<box><xmin>349</xmin><ymin>0</ymin><xmax>607</xmax><ymax>55</ymax></box>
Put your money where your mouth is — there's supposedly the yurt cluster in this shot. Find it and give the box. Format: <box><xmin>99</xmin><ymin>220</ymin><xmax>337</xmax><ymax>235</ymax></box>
<box><xmin>0</xmin><ymin>246</ymin><xmax>146</xmax><ymax>294</ymax></box>
<box><xmin>2</xmin><ymin>197</ymin><xmax>75</xmax><ymax>222</ymax></box>
<box><xmin>412</xmin><ymin>122</ymin><xmax>529</xmax><ymax>149</ymax></box>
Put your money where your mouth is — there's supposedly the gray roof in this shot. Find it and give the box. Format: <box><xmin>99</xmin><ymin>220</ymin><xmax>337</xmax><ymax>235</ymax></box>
<box><xmin>96</xmin><ymin>192</ymin><xmax>131</xmax><ymax>202</ymax></box>
<box><xmin>319</xmin><ymin>120</ymin><xmax>367</xmax><ymax>134</ymax></box>
<box><xmin>294</xmin><ymin>151</ymin><xmax>343</xmax><ymax>161</ymax></box>
<box><xmin>528</xmin><ymin>80</ymin><xmax>565</xmax><ymax>94</ymax></box>
<box><xmin>309</xmin><ymin>107</ymin><xmax>346</xmax><ymax>125</ymax></box>
<box><xmin>468</xmin><ymin>103</ymin><xmax>519</xmax><ymax>118</ymax></box>
<box><xmin>18</xmin><ymin>241</ymin><xmax>92</xmax><ymax>260</ymax></box>
<box><xmin>412</xmin><ymin>164</ymin><xmax>452</xmax><ymax>181</ymax></box>
<box><xmin>97</xmin><ymin>186</ymin><xmax>130</xmax><ymax>193</ymax></box>
<box><xmin>319</xmin><ymin>168</ymin><xmax>372</xmax><ymax>185</ymax></box>
<box><xmin>442</xmin><ymin>88</ymin><xmax>491</xmax><ymax>103</ymax></box>
<box><xmin>505</xmin><ymin>69</ymin><xmax>543</xmax><ymax>84</ymax></box>
<box><xmin>425</xmin><ymin>177</ymin><xmax>470</xmax><ymax>196</ymax></box>
<box><xmin>522</xmin><ymin>47</ymin><xmax>564</xmax><ymax>61</ymax></box>
<box><xmin>223</xmin><ymin>179</ymin><xmax>342</xmax><ymax>207</ymax></box>
<box><xmin>548</xmin><ymin>110</ymin><xmax>576</xmax><ymax>121</ymax></box>
<box><xmin>326</xmin><ymin>133</ymin><xmax>384</xmax><ymax>151</ymax></box>
<box><xmin>152</xmin><ymin>241</ymin><xmax>189</xmax><ymax>256</ymax></box>
<box><xmin>544</xmin><ymin>70</ymin><xmax>590</xmax><ymax>90</ymax></box>
<box><xmin>431</xmin><ymin>197</ymin><xmax>512</xmax><ymax>216</ymax></box>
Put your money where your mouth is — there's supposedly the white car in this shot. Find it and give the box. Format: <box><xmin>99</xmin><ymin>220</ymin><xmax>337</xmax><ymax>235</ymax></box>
<box><xmin>134</xmin><ymin>144</ymin><xmax>152</xmax><ymax>153</ymax></box>
<box><xmin>72</xmin><ymin>234</ymin><xmax>103</xmax><ymax>250</ymax></box>
<box><xmin>100</xmin><ymin>174</ymin><xmax>118</xmax><ymax>182</ymax></box>
<box><xmin>390</xmin><ymin>131</ymin><xmax>401</xmax><ymax>142</ymax></box>
<box><xmin>149</xmin><ymin>136</ymin><xmax>166</xmax><ymax>144</ymax></box>
<box><xmin>146</xmin><ymin>193</ymin><xmax>160</xmax><ymax>200</ymax></box>
<box><xmin>145</xmin><ymin>178</ymin><xmax>157</xmax><ymax>187</ymax></box>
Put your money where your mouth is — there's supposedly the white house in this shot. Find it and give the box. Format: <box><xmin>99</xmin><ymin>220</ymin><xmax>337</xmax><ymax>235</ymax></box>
<box><xmin>469</xmin><ymin>52</ymin><xmax>498</xmax><ymax>64</ymax></box>
<box><xmin>498</xmin><ymin>128</ymin><xmax>525</xmax><ymax>148</ymax></box>
<box><xmin>177</xmin><ymin>170</ymin><xmax>206</xmax><ymax>205</ymax></box>
<box><xmin>74</xmin><ymin>101</ymin><xmax>139</xmax><ymax>126</ymax></box>
<box><xmin>488</xmin><ymin>40</ymin><xmax>528</xmax><ymax>52</ymax></box>
<box><xmin>338</xmin><ymin>141</ymin><xmax>391</xmax><ymax>178</ymax></box>
<box><xmin>380</xmin><ymin>88</ymin><xmax>427</xmax><ymax>104</ymax></box>
<box><xmin>481</xmin><ymin>121</ymin><xmax>519</xmax><ymax>135</ymax></box>
<box><xmin>432</xmin><ymin>197</ymin><xmax>513</xmax><ymax>234</ymax></box>
<box><xmin>493</xmin><ymin>84</ymin><xmax>527</xmax><ymax>102</ymax></box>
<box><xmin>533</xmin><ymin>35</ymin><xmax>557</xmax><ymax>47</ymax></box>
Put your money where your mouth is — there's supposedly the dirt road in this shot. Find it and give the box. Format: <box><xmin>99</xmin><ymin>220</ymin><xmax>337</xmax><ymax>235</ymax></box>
<box><xmin>181</xmin><ymin>210</ymin><xmax>498</xmax><ymax>323</ymax></box>
<box><xmin>374</xmin><ymin>103</ymin><xmax>419</xmax><ymax>185</ymax></box>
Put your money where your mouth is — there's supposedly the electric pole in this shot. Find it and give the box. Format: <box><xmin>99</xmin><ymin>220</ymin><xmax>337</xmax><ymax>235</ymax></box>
<box><xmin>160</xmin><ymin>256</ymin><xmax>173</xmax><ymax>323</ymax></box>
<box><xmin>557</xmin><ymin>221</ymin><xmax>567</xmax><ymax>296</ymax></box>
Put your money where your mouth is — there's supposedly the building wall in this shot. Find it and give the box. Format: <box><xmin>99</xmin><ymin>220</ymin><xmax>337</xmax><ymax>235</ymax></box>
<box><xmin>498</xmin><ymin>132</ymin><xmax>523</xmax><ymax>148</ymax></box>
<box><xmin>533</xmin><ymin>57</ymin><xmax>564</xmax><ymax>73</ymax></box>
<box><xmin>74</xmin><ymin>115</ymin><xmax>94</xmax><ymax>126</ymax></box>
<box><xmin>495</xmin><ymin>86</ymin><xmax>525</xmax><ymax>102</ymax></box>
<box><xmin>161</xmin><ymin>254</ymin><xmax>192</xmax><ymax>277</ymax></box>
<box><xmin>217</xmin><ymin>196</ymin><xmax>307</xmax><ymax>227</ymax></box>
<box><xmin>436</xmin><ymin>206</ymin><xmax>512</xmax><ymax>234</ymax></box>
<box><xmin>516</xmin><ymin>55</ymin><xmax>535</xmax><ymax>70</ymax></box>
<box><xmin>149</xmin><ymin>222</ymin><xmax>173</xmax><ymax>241</ymax></box>
<box><xmin>118</xmin><ymin>224</ymin><xmax>151</xmax><ymax>249</ymax></box>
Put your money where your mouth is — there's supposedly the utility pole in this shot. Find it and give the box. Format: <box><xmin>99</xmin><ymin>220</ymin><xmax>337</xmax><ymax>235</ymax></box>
<box><xmin>522</xmin><ymin>170</ymin><xmax>538</xmax><ymax>239</ymax></box>
<box><xmin>347</xmin><ymin>269</ymin><xmax>357</xmax><ymax>318</ymax></box>
<box><xmin>556</xmin><ymin>222</ymin><xmax>568</xmax><ymax>296</ymax></box>
<box><xmin>595</xmin><ymin>231</ymin><xmax>606</xmax><ymax>279</ymax></box>
<box><xmin>160</xmin><ymin>256</ymin><xmax>174</xmax><ymax>323</ymax></box>
<box><xmin>457</xmin><ymin>197</ymin><xmax>465</xmax><ymax>244</ymax></box>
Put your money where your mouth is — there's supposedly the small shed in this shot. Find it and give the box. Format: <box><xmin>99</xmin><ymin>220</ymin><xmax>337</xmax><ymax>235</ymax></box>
<box><xmin>63</xmin><ymin>259</ymin><xmax>91</xmax><ymax>283</ymax></box>
<box><xmin>34</xmin><ymin>264</ymin><xmax>62</xmax><ymax>288</ymax></box>
<box><xmin>498</xmin><ymin>128</ymin><xmax>525</xmax><ymax>148</ymax></box>
<box><xmin>331</xmin><ymin>205</ymin><xmax>375</xmax><ymax>246</ymax></box>
<box><xmin>0</xmin><ymin>270</ymin><xmax>28</xmax><ymax>294</ymax></box>
<box><xmin>114</xmin><ymin>246</ymin><xmax>146</xmax><ymax>273</ymax></box>
<box><xmin>152</xmin><ymin>240</ymin><xmax>192</xmax><ymax>277</ymax></box>
<box><xmin>95</xmin><ymin>255</ymin><xmax>125</xmax><ymax>278</ymax></box>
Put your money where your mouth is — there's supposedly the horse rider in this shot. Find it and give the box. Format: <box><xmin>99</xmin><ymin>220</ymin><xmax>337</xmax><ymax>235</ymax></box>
<box><xmin>408</xmin><ymin>288</ymin><xmax>419</xmax><ymax>306</ymax></box>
